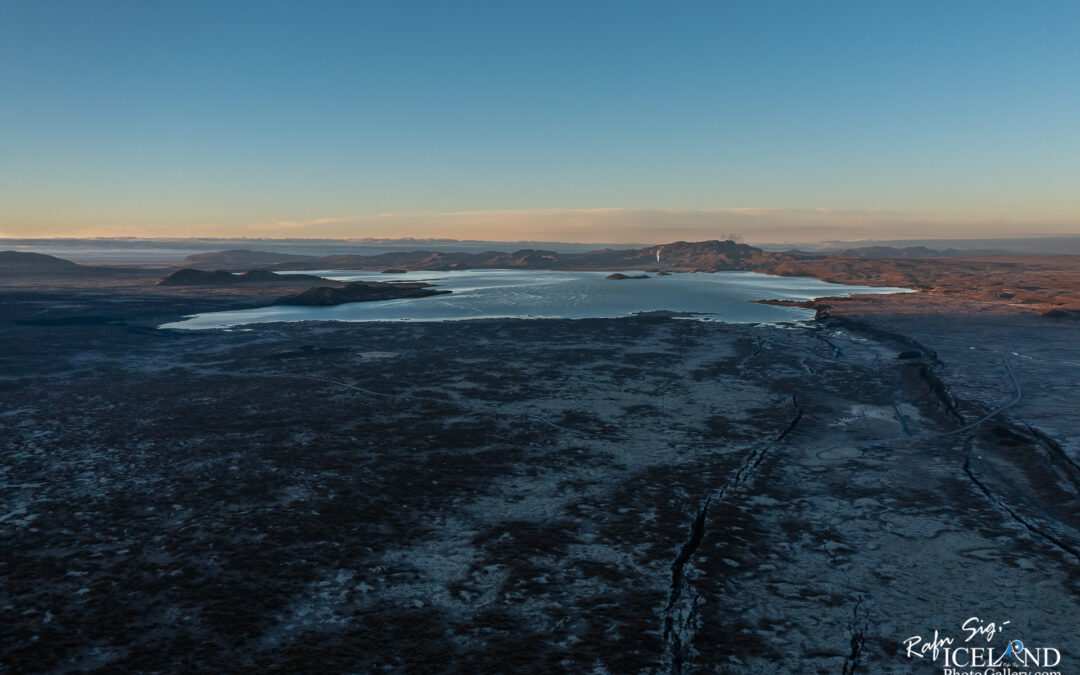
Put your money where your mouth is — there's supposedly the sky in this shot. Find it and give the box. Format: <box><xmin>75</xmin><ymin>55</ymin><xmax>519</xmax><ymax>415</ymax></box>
<box><xmin>1</xmin><ymin>0</ymin><xmax>1078</xmax><ymax>243</ymax></box>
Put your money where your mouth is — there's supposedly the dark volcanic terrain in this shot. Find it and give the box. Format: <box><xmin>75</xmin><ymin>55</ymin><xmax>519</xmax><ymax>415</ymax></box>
<box><xmin>1</xmin><ymin>249</ymin><xmax>1078</xmax><ymax>673</ymax></box>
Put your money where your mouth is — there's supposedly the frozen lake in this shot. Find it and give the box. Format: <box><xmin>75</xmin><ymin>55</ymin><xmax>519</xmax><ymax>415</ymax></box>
<box><xmin>160</xmin><ymin>269</ymin><xmax>911</xmax><ymax>329</ymax></box>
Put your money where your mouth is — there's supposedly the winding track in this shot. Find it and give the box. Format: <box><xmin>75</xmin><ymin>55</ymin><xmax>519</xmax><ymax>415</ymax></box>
<box><xmin>931</xmin><ymin>351</ymin><xmax>1022</xmax><ymax>438</ymax></box>
<box><xmin>811</xmin><ymin>349</ymin><xmax>1025</xmax><ymax>463</ymax></box>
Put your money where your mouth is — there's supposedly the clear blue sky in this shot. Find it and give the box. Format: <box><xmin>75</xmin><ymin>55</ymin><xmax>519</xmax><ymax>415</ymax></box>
<box><xmin>2</xmin><ymin>0</ymin><xmax>1078</xmax><ymax>242</ymax></box>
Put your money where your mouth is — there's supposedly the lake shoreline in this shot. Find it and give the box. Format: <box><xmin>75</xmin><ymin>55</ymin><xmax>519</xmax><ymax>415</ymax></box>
<box><xmin>158</xmin><ymin>269</ymin><xmax>911</xmax><ymax>330</ymax></box>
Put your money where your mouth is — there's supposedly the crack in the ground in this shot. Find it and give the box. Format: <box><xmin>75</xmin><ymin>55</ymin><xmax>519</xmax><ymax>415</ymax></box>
<box><xmin>662</xmin><ymin>497</ymin><xmax>711</xmax><ymax>675</ymax></box>
<box><xmin>824</xmin><ymin>317</ymin><xmax>966</xmax><ymax>425</ymax></box>
<box><xmin>813</xmin><ymin>330</ymin><xmax>845</xmax><ymax>359</ymax></box>
<box><xmin>963</xmin><ymin>449</ymin><xmax>1080</xmax><ymax>563</ymax></box>
<box><xmin>660</xmin><ymin>393</ymin><xmax>803</xmax><ymax>674</ymax></box>
<box><xmin>840</xmin><ymin>597</ymin><xmax>869</xmax><ymax>675</ymax></box>
<box><xmin>1022</xmin><ymin>423</ymin><xmax>1080</xmax><ymax>495</ymax></box>
<box><xmin>736</xmin><ymin>335</ymin><xmax>765</xmax><ymax>373</ymax></box>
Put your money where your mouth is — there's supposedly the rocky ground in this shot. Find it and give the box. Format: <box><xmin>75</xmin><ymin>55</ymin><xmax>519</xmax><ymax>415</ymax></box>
<box><xmin>1</xmin><ymin>282</ymin><xmax>1078</xmax><ymax>673</ymax></box>
<box><xmin>761</xmin><ymin>254</ymin><xmax>1080</xmax><ymax>311</ymax></box>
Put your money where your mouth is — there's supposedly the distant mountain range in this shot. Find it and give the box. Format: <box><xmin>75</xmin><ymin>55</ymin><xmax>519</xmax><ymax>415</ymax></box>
<box><xmin>0</xmin><ymin>237</ymin><xmax>654</xmax><ymax>262</ymax></box>
<box><xmin>7</xmin><ymin>234</ymin><xmax>1078</xmax><ymax>264</ymax></box>
<box><xmin>0</xmin><ymin>251</ymin><xmax>82</xmax><ymax>269</ymax></box>
<box><xmin>176</xmin><ymin>250</ymin><xmax>318</xmax><ymax>268</ymax></box>
<box><xmin>6</xmin><ymin>240</ymin><xmax>1075</xmax><ymax>282</ymax></box>
<box><xmin>783</xmin><ymin>245</ymin><xmax>1012</xmax><ymax>259</ymax></box>
<box><xmin>177</xmin><ymin>240</ymin><xmax>784</xmax><ymax>271</ymax></box>
<box><xmin>759</xmin><ymin>236</ymin><xmax>1080</xmax><ymax>256</ymax></box>
<box><xmin>2</xmin><ymin>242</ymin><xmax>785</xmax><ymax>276</ymax></box>
<box><xmin>154</xmin><ymin>269</ymin><xmax>329</xmax><ymax>286</ymax></box>
<box><xmin>836</xmin><ymin>245</ymin><xmax>1008</xmax><ymax>258</ymax></box>
<box><xmin>0</xmin><ymin>251</ymin><xmax>88</xmax><ymax>274</ymax></box>
<box><xmin>178</xmin><ymin>239</ymin><xmax>1049</xmax><ymax>273</ymax></box>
